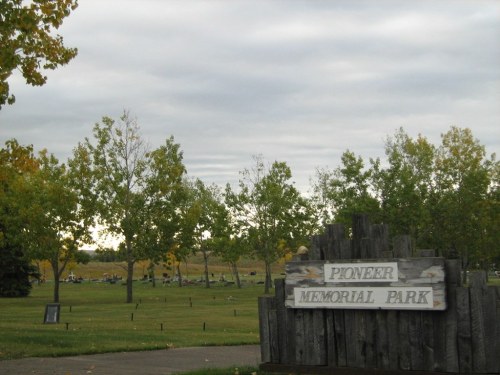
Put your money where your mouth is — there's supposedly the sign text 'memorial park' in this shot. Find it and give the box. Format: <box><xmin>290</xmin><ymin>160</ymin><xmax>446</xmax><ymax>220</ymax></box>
<box><xmin>285</xmin><ymin>259</ymin><xmax>446</xmax><ymax>310</ymax></box>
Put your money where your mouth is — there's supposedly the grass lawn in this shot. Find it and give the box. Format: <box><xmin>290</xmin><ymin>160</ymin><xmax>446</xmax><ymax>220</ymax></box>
<box><xmin>0</xmin><ymin>280</ymin><xmax>270</xmax><ymax>360</ymax></box>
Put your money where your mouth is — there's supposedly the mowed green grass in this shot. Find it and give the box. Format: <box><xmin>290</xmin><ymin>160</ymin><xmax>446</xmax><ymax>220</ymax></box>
<box><xmin>0</xmin><ymin>281</ymin><xmax>269</xmax><ymax>360</ymax></box>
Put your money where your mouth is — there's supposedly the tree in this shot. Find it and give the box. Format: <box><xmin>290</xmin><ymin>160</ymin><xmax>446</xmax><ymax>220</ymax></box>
<box><xmin>134</xmin><ymin>138</ymin><xmax>187</xmax><ymax>287</ymax></box>
<box><xmin>79</xmin><ymin>111</ymin><xmax>186</xmax><ymax>302</ymax></box>
<box><xmin>312</xmin><ymin>150</ymin><xmax>380</xmax><ymax>228</ymax></box>
<box><xmin>371</xmin><ymin>128</ymin><xmax>436</xmax><ymax>244</ymax></box>
<box><xmin>0</xmin><ymin>0</ymin><xmax>78</xmax><ymax>108</ymax></box>
<box><xmin>226</xmin><ymin>155</ymin><xmax>309</xmax><ymax>294</ymax></box>
<box><xmin>21</xmin><ymin>150</ymin><xmax>91</xmax><ymax>302</ymax></box>
<box><xmin>187</xmin><ymin>179</ymin><xmax>230</xmax><ymax>288</ymax></box>
<box><xmin>0</xmin><ymin>140</ymin><xmax>39</xmax><ymax>297</ymax></box>
<box><xmin>431</xmin><ymin>127</ymin><xmax>495</xmax><ymax>273</ymax></box>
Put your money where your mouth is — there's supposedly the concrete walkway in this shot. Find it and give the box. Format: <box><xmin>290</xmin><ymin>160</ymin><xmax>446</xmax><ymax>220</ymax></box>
<box><xmin>0</xmin><ymin>345</ymin><xmax>261</xmax><ymax>375</ymax></box>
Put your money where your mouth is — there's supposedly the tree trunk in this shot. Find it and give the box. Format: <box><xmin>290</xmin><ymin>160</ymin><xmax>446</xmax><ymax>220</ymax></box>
<box><xmin>203</xmin><ymin>250</ymin><xmax>210</xmax><ymax>289</ymax></box>
<box><xmin>51</xmin><ymin>261</ymin><xmax>60</xmax><ymax>303</ymax></box>
<box><xmin>126</xmin><ymin>239</ymin><xmax>134</xmax><ymax>303</ymax></box>
<box><xmin>176</xmin><ymin>264</ymin><xmax>183</xmax><ymax>287</ymax></box>
<box><xmin>230</xmin><ymin>261</ymin><xmax>242</xmax><ymax>288</ymax></box>
<box><xmin>149</xmin><ymin>262</ymin><xmax>156</xmax><ymax>287</ymax></box>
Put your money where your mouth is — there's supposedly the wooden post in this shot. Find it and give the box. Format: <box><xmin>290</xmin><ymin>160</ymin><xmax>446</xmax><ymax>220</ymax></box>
<box><xmin>352</xmin><ymin>214</ymin><xmax>370</xmax><ymax>259</ymax></box>
<box><xmin>444</xmin><ymin>260</ymin><xmax>460</xmax><ymax>373</ymax></box>
<box><xmin>258</xmin><ymin>295</ymin><xmax>276</xmax><ymax>364</ymax></box>
<box><xmin>393</xmin><ymin>235</ymin><xmax>412</xmax><ymax>258</ymax></box>
<box><xmin>274</xmin><ymin>279</ymin><xmax>288</xmax><ymax>364</ymax></box>
<box><xmin>456</xmin><ymin>287</ymin><xmax>472</xmax><ymax>373</ymax></box>
<box><xmin>469</xmin><ymin>271</ymin><xmax>487</xmax><ymax>373</ymax></box>
<box><xmin>325</xmin><ymin>223</ymin><xmax>345</xmax><ymax>260</ymax></box>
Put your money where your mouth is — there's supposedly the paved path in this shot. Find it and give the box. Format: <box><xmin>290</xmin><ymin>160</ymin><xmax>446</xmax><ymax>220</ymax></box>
<box><xmin>0</xmin><ymin>345</ymin><xmax>261</xmax><ymax>375</ymax></box>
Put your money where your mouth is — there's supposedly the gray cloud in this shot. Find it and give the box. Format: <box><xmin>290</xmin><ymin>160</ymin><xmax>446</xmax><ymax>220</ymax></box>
<box><xmin>1</xmin><ymin>0</ymin><xmax>499</xmax><ymax>193</ymax></box>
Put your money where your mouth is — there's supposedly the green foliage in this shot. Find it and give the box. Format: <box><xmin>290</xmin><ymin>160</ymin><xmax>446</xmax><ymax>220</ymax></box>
<box><xmin>0</xmin><ymin>140</ymin><xmax>40</xmax><ymax>296</ymax></box>
<box><xmin>78</xmin><ymin>111</ymin><xmax>187</xmax><ymax>301</ymax></box>
<box><xmin>311</xmin><ymin>126</ymin><xmax>498</xmax><ymax>271</ymax></box>
<box><xmin>0</xmin><ymin>0</ymin><xmax>78</xmax><ymax>108</ymax></box>
<box><xmin>226</xmin><ymin>155</ymin><xmax>310</xmax><ymax>293</ymax></box>
<box><xmin>371</xmin><ymin>128</ymin><xmax>435</xmax><ymax>242</ymax></box>
<box><xmin>183</xmin><ymin>179</ymin><xmax>231</xmax><ymax>288</ymax></box>
<box><xmin>313</xmin><ymin>150</ymin><xmax>380</xmax><ymax>228</ymax></box>
<box><xmin>19</xmin><ymin>149</ymin><xmax>92</xmax><ymax>303</ymax></box>
<box><xmin>431</xmin><ymin>127</ymin><xmax>497</xmax><ymax>268</ymax></box>
<box><xmin>0</xmin><ymin>242</ymin><xmax>38</xmax><ymax>297</ymax></box>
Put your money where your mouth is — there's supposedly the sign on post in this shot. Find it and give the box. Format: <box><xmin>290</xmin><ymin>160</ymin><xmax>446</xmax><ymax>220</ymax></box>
<box><xmin>285</xmin><ymin>258</ymin><xmax>446</xmax><ymax>310</ymax></box>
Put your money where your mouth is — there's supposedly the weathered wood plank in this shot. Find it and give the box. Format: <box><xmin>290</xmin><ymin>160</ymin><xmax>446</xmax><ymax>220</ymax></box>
<box><xmin>344</xmin><ymin>310</ymin><xmax>357</xmax><ymax>368</ymax></box>
<box><xmin>386</xmin><ymin>310</ymin><xmax>399</xmax><ymax>371</ymax></box>
<box><xmin>354</xmin><ymin>310</ymin><xmax>366</xmax><ymax>368</ymax></box>
<box><xmin>398</xmin><ymin>311</ymin><xmax>411</xmax><ymax>371</ymax></box>
<box><xmin>375</xmin><ymin>311</ymin><xmax>389</xmax><ymax>369</ymax></box>
<box><xmin>334</xmin><ymin>309</ymin><xmax>347</xmax><ymax>367</ymax></box>
<box><xmin>456</xmin><ymin>287</ymin><xmax>472</xmax><ymax>373</ymax></box>
<box><xmin>431</xmin><ymin>311</ymin><xmax>447</xmax><ymax>372</ymax></box>
<box><xmin>469</xmin><ymin>272</ymin><xmax>486</xmax><ymax>373</ymax></box>
<box><xmin>421</xmin><ymin>311</ymin><xmax>436</xmax><ymax>372</ymax></box>
<box><xmin>303</xmin><ymin>310</ymin><xmax>315</xmax><ymax>365</ymax></box>
<box><xmin>302</xmin><ymin>310</ymin><xmax>324</xmax><ymax>365</ymax></box>
<box><xmin>393</xmin><ymin>235</ymin><xmax>412</xmax><ymax>258</ymax></box>
<box><xmin>326</xmin><ymin>223</ymin><xmax>345</xmax><ymax>260</ymax></box>
<box><xmin>286</xmin><ymin>307</ymin><xmax>297</xmax><ymax>364</ymax></box>
<box><xmin>352</xmin><ymin>214</ymin><xmax>370</xmax><ymax>259</ymax></box>
<box><xmin>444</xmin><ymin>260</ymin><xmax>460</xmax><ymax>372</ymax></box>
<box><xmin>258</xmin><ymin>296</ymin><xmax>275</xmax><ymax>363</ymax></box>
<box><xmin>294</xmin><ymin>309</ymin><xmax>306</xmax><ymax>365</ymax></box>
<box><xmin>360</xmin><ymin>238</ymin><xmax>372</xmax><ymax>260</ymax></box>
<box><xmin>313</xmin><ymin>309</ymin><xmax>327</xmax><ymax>365</ymax></box>
<box><xmin>495</xmin><ymin>287</ymin><xmax>500</xmax><ymax>374</ymax></box>
<box><xmin>340</xmin><ymin>238</ymin><xmax>352</xmax><ymax>260</ymax></box>
<box><xmin>325</xmin><ymin>310</ymin><xmax>337</xmax><ymax>367</ymax></box>
<box><xmin>444</xmin><ymin>287</ymin><xmax>459</xmax><ymax>372</ymax></box>
<box><xmin>268</xmin><ymin>307</ymin><xmax>279</xmax><ymax>363</ymax></box>
<box><xmin>274</xmin><ymin>279</ymin><xmax>288</xmax><ymax>364</ymax></box>
<box><xmin>408</xmin><ymin>312</ymin><xmax>424</xmax><ymax>370</ymax></box>
<box><xmin>371</xmin><ymin>223</ymin><xmax>389</xmax><ymax>259</ymax></box>
<box><xmin>310</xmin><ymin>234</ymin><xmax>323</xmax><ymax>261</ymax></box>
<box><xmin>363</xmin><ymin>310</ymin><xmax>377</xmax><ymax>369</ymax></box>
<box><xmin>484</xmin><ymin>286</ymin><xmax>498</xmax><ymax>373</ymax></box>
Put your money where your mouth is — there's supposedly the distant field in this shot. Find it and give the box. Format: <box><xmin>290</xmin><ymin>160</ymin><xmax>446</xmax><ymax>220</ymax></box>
<box><xmin>0</xmin><ymin>280</ymin><xmax>270</xmax><ymax>360</ymax></box>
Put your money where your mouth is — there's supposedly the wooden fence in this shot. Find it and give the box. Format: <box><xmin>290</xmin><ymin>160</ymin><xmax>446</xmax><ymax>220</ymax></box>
<box><xmin>259</xmin><ymin>215</ymin><xmax>500</xmax><ymax>374</ymax></box>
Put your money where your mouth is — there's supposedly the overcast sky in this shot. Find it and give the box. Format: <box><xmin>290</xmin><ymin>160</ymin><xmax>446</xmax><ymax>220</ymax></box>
<box><xmin>1</xmin><ymin>0</ymin><xmax>499</xmax><ymax>193</ymax></box>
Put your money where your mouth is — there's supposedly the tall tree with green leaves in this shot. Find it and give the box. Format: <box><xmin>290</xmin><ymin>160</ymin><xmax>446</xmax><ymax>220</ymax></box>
<box><xmin>312</xmin><ymin>150</ymin><xmax>380</xmax><ymax>228</ymax></box>
<box><xmin>134</xmin><ymin>138</ymin><xmax>187</xmax><ymax>287</ymax></box>
<box><xmin>78</xmin><ymin>111</ymin><xmax>186</xmax><ymax>302</ymax></box>
<box><xmin>78</xmin><ymin>111</ymin><xmax>149</xmax><ymax>303</ymax></box>
<box><xmin>187</xmin><ymin>179</ymin><xmax>231</xmax><ymax>288</ymax></box>
<box><xmin>371</xmin><ymin>128</ymin><xmax>436</xmax><ymax>244</ymax></box>
<box><xmin>226</xmin><ymin>155</ymin><xmax>309</xmax><ymax>294</ymax></box>
<box><xmin>431</xmin><ymin>127</ymin><xmax>495</xmax><ymax>272</ymax></box>
<box><xmin>0</xmin><ymin>140</ymin><xmax>39</xmax><ymax>297</ymax></box>
<box><xmin>0</xmin><ymin>0</ymin><xmax>78</xmax><ymax>108</ymax></box>
<box><xmin>20</xmin><ymin>150</ymin><xmax>91</xmax><ymax>302</ymax></box>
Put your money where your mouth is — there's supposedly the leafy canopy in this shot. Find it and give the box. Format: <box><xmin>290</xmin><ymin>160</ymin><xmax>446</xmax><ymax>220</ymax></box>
<box><xmin>0</xmin><ymin>0</ymin><xmax>78</xmax><ymax>108</ymax></box>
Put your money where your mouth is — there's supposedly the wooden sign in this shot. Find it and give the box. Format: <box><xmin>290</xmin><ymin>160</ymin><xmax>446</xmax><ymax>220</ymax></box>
<box><xmin>285</xmin><ymin>258</ymin><xmax>446</xmax><ymax>310</ymax></box>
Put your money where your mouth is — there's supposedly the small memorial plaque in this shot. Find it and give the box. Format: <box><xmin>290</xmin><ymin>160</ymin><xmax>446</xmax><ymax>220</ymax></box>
<box><xmin>44</xmin><ymin>303</ymin><xmax>60</xmax><ymax>324</ymax></box>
